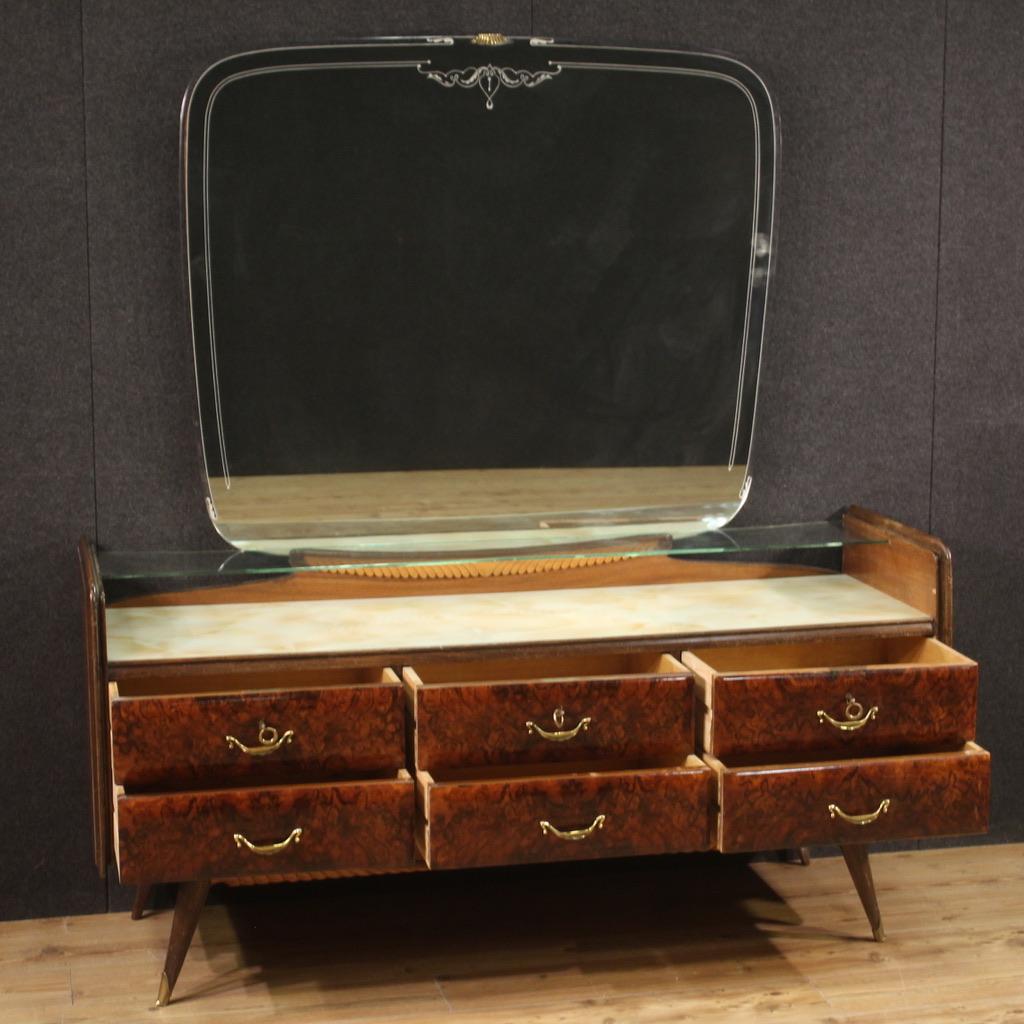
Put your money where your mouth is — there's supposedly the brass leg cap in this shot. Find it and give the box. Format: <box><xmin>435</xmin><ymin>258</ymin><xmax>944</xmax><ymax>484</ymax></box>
<box><xmin>872</xmin><ymin>923</ymin><xmax>886</xmax><ymax>942</ymax></box>
<box><xmin>152</xmin><ymin>971</ymin><xmax>171</xmax><ymax>1009</ymax></box>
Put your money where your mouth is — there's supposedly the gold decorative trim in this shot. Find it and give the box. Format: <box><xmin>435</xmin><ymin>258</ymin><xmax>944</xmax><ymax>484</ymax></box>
<box><xmin>316</xmin><ymin>553</ymin><xmax>630</xmax><ymax>580</ymax></box>
<box><xmin>154</xmin><ymin>971</ymin><xmax>171</xmax><ymax>1008</ymax></box>
<box><xmin>472</xmin><ymin>32</ymin><xmax>511</xmax><ymax>46</ymax></box>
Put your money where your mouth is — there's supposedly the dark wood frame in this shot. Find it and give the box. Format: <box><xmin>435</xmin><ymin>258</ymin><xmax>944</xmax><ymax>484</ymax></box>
<box><xmin>79</xmin><ymin>536</ymin><xmax>110</xmax><ymax>877</ymax></box>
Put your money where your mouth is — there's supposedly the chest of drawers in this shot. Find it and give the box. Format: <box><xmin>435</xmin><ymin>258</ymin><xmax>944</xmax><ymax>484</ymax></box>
<box><xmin>80</xmin><ymin>507</ymin><xmax>990</xmax><ymax>1007</ymax></box>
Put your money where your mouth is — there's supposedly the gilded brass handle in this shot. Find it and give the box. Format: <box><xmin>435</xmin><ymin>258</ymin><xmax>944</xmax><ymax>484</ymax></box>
<box><xmin>225</xmin><ymin>720</ymin><xmax>295</xmax><ymax>756</ymax></box>
<box><xmin>817</xmin><ymin>694</ymin><xmax>879</xmax><ymax>732</ymax></box>
<box><xmin>526</xmin><ymin>706</ymin><xmax>592</xmax><ymax>742</ymax></box>
<box><xmin>539</xmin><ymin>814</ymin><xmax>606</xmax><ymax>841</ymax></box>
<box><xmin>828</xmin><ymin>799</ymin><xmax>891</xmax><ymax>826</ymax></box>
<box><xmin>233</xmin><ymin>827</ymin><xmax>303</xmax><ymax>855</ymax></box>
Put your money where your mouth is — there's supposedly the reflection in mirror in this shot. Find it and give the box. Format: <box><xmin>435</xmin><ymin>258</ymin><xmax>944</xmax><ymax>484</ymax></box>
<box><xmin>184</xmin><ymin>38</ymin><xmax>776</xmax><ymax>557</ymax></box>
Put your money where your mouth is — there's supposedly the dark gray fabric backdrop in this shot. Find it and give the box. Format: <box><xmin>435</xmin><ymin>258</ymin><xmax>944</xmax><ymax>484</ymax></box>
<box><xmin>1</xmin><ymin>0</ymin><xmax>1020</xmax><ymax>921</ymax></box>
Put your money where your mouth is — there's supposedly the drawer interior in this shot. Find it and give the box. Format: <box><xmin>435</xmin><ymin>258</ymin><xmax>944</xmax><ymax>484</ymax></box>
<box><xmin>687</xmin><ymin>636</ymin><xmax>972</xmax><ymax>674</ymax></box>
<box><xmin>420</xmin><ymin>753</ymin><xmax>704</xmax><ymax>785</ymax></box>
<box><xmin>707</xmin><ymin>740</ymin><xmax>986</xmax><ymax>772</ymax></box>
<box><xmin>408</xmin><ymin>652</ymin><xmax>685</xmax><ymax>686</ymax></box>
<box><xmin>112</xmin><ymin>665</ymin><xmax>399</xmax><ymax>697</ymax></box>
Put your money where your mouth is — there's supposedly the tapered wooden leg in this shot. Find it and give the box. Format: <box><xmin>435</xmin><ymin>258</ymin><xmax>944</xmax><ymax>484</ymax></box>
<box><xmin>154</xmin><ymin>880</ymin><xmax>211</xmax><ymax>1008</ymax></box>
<box><xmin>784</xmin><ymin>847</ymin><xmax>812</xmax><ymax>866</ymax></box>
<box><xmin>841</xmin><ymin>843</ymin><xmax>885</xmax><ymax>941</ymax></box>
<box><xmin>131</xmin><ymin>884</ymin><xmax>152</xmax><ymax>921</ymax></box>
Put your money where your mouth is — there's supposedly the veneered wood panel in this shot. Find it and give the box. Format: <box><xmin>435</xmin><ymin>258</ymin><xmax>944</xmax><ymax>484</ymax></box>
<box><xmin>702</xmin><ymin>660</ymin><xmax>977</xmax><ymax>759</ymax></box>
<box><xmin>115</xmin><ymin>776</ymin><xmax>416</xmax><ymax>884</ymax></box>
<box><xmin>423</xmin><ymin>761</ymin><xmax>713</xmax><ymax>870</ymax></box>
<box><xmin>714</xmin><ymin>745</ymin><xmax>990</xmax><ymax>853</ymax></box>
<box><xmin>110</xmin><ymin>676</ymin><xmax>405</xmax><ymax>789</ymax></box>
<box><xmin>410</xmin><ymin>671</ymin><xmax>693</xmax><ymax>770</ymax></box>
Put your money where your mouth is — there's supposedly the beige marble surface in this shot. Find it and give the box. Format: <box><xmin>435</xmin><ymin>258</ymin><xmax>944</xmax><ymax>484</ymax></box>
<box><xmin>105</xmin><ymin>575</ymin><xmax>931</xmax><ymax>664</ymax></box>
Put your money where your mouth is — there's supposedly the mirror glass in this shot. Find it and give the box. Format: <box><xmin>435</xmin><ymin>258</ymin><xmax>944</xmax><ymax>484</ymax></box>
<box><xmin>183</xmin><ymin>36</ymin><xmax>776</xmax><ymax>557</ymax></box>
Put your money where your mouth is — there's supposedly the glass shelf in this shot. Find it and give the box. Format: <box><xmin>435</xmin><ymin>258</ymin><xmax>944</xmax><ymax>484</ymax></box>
<box><xmin>98</xmin><ymin>520</ymin><xmax>882</xmax><ymax>583</ymax></box>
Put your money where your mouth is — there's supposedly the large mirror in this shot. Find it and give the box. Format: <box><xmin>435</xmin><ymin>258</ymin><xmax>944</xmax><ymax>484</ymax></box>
<box><xmin>183</xmin><ymin>35</ymin><xmax>776</xmax><ymax>557</ymax></box>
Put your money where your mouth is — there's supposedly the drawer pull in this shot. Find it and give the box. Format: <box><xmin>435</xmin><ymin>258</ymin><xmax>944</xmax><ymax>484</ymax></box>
<box><xmin>233</xmin><ymin>826</ymin><xmax>303</xmax><ymax>855</ymax></box>
<box><xmin>817</xmin><ymin>694</ymin><xmax>879</xmax><ymax>732</ymax></box>
<box><xmin>828</xmin><ymin>799</ymin><xmax>891</xmax><ymax>826</ymax></box>
<box><xmin>539</xmin><ymin>814</ymin><xmax>606</xmax><ymax>841</ymax></box>
<box><xmin>526</xmin><ymin>706</ymin><xmax>592</xmax><ymax>742</ymax></box>
<box><xmin>225</xmin><ymin>720</ymin><xmax>295</xmax><ymax>756</ymax></box>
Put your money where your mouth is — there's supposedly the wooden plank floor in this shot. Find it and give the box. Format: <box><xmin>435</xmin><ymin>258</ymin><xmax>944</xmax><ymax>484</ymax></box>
<box><xmin>1</xmin><ymin>844</ymin><xmax>1022</xmax><ymax>1024</ymax></box>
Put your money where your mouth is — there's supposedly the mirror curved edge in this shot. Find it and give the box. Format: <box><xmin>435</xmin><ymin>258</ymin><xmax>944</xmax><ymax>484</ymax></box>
<box><xmin>182</xmin><ymin>36</ymin><xmax>777</xmax><ymax>559</ymax></box>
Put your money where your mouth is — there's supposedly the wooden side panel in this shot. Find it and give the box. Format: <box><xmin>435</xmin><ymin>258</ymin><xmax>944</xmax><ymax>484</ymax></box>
<box><xmin>716</xmin><ymin>746</ymin><xmax>990</xmax><ymax>852</ymax></box>
<box><xmin>425</xmin><ymin>764</ymin><xmax>713</xmax><ymax>870</ymax></box>
<box><xmin>78</xmin><ymin>537</ymin><xmax>109</xmax><ymax>877</ymax></box>
<box><xmin>843</xmin><ymin>506</ymin><xmax>953</xmax><ymax>643</ymax></box>
<box><xmin>115</xmin><ymin>777</ymin><xmax>416</xmax><ymax>884</ymax></box>
<box><xmin>710</xmin><ymin>662</ymin><xmax>978</xmax><ymax>758</ymax></box>
<box><xmin>110</xmin><ymin>683</ymin><xmax>405</xmax><ymax>789</ymax></box>
<box><xmin>413</xmin><ymin>675</ymin><xmax>693</xmax><ymax>770</ymax></box>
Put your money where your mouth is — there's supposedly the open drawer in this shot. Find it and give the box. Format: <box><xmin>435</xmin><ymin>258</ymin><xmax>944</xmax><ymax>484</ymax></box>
<box><xmin>405</xmin><ymin>652</ymin><xmax>693</xmax><ymax>771</ymax></box>
<box><xmin>417</xmin><ymin>757</ymin><xmax>714</xmax><ymax>870</ymax></box>
<box><xmin>683</xmin><ymin>637</ymin><xmax>978</xmax><ymax>759</ymax></box>
<box><xmin>114</xmin><ymin>771</ymin><xmax>416</xmax><ymax>884</ymax></box>
<box><xmin>109</xmin><ymin>665</ymin><xmax>405</xmax><ymax>790</ymax></box>
<box><xmin>705</xmin><ymin>742</ymin><xmax>990</xmax><ymax>853</ymax></box>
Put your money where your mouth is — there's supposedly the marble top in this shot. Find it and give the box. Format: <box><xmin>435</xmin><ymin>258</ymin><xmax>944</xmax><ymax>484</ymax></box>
<box><xmin>105</xmin><ymin>574</ymin><xmax>931</xmax><ymax>664</ymax></box>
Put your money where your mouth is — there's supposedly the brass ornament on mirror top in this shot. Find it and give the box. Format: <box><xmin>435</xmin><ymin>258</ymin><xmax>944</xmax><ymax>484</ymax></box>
<box><xmin>471</xmin><ymin>32</ymin><xmax>511</xmax><ymax>46</ymax></box>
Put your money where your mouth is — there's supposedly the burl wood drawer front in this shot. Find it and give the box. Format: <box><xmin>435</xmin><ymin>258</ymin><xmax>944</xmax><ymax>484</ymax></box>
<box><xmin>709</xmin><ymin>743</ymin><xmax>990</xmax><ymax>853</ymax></box>
<box><xmin>420</xmin><ymin>757</ymin><xmax>713</xmax><ymax>870</ymax></box>
<box><xmin>109</xmin><ymin>668</ymin><xmax>405</xmax><ymax>789</ymax></box>
<box><xmin>115</xmin><ymin>773</ymin><xmax>415</xmax><ymax>884</ymax></box>
<box><xmin>405</xmin><ymin>653</ymin><xmax>692</xmax><ymax>771</ymax></box>
<box><xmin>684</xmin><ymin>637</ymin><xmax>977</xmax><ymax>759</ymax></box>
